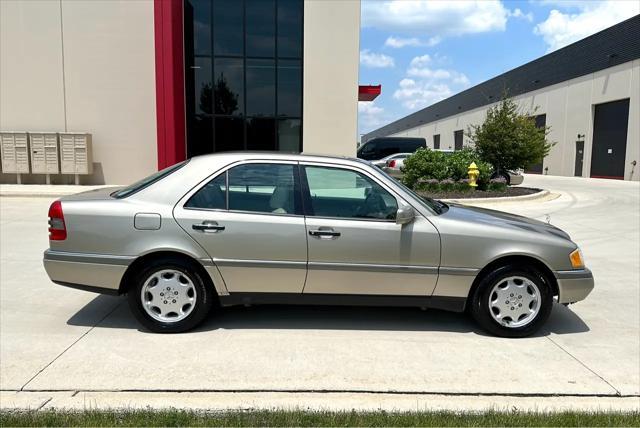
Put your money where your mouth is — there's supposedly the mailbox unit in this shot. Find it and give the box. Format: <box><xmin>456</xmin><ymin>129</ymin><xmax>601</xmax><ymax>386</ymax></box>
<box><xmin>1</xmin><ymin>132</ymin><xmax>30</xmax><ymax>174</ymax></box>
<box><xmin>30</xmin><ymin>132</ymin><xmax>60</xmax><ymax>174</ymax></box>
<box><xmin>60</xmin><ymin>133</ymin><xmax>93</xmax><ymax>175</ymax></box>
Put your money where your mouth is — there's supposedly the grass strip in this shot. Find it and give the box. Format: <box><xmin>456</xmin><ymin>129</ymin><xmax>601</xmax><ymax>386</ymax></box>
<box><xmin>1</xmin><ymin>409</ymin><xmax>639</xmax><ymax>427</ymax></box>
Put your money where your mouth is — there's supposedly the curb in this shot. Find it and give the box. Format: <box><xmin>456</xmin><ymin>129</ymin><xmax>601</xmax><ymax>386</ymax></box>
<box><xmin>440</xmin><ymin>189</ymin><xmax>550</xmax><ymax>204</ymax></box>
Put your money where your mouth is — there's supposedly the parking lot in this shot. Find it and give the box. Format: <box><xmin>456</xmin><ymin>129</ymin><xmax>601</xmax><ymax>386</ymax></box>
<box><xmin>0</xmin><ymin>175</ymin><xmax>638</xmax><ymax>410</ymax></box>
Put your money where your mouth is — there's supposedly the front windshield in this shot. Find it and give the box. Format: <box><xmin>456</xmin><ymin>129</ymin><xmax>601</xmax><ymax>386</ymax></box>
<box><xmin>376</xmin><ymin>168</ymin><xmax>447</xmax><ymax>215</ymax></box>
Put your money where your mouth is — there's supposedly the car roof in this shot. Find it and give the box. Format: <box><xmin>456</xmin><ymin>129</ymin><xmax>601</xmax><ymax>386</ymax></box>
<box><xmin>188</xmin><ymin>151</ymin><xmax>371</xmax><ymax>168</ymax></box>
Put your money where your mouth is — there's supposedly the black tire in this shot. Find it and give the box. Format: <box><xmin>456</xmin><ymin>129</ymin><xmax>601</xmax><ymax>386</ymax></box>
<box><xmin>469</xmin><ymin>265</ymin><xmax>553</xmax><ymax>338</ymax></box>
<box><xmin>491</xmin><ymin>171</ymin><xmax>511</xmax><ymax>185</ymax></box>
<box><xmin>127</xmin><ymin>257</ymin><xmax>214</xmax><ymax>333</ymax></box>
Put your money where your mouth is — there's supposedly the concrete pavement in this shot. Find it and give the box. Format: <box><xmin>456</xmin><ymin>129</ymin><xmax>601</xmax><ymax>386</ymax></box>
<box><xmin>1</xmin><ymin>175</ymin><xmax>638</xmax><ymax>411</ymax></box>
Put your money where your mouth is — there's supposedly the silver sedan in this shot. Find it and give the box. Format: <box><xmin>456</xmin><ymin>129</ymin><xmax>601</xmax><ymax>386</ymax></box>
<box><xmin>44</xmin><ymin>153</ymin><xmax>593</xmax><ymax>337</ymax></box>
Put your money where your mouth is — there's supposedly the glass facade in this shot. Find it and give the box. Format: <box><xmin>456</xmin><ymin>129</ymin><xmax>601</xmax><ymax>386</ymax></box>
<box><xmin>184</xmin><ymin>0</ymin><xmax>303</xmax><ymax>157</ymax></box>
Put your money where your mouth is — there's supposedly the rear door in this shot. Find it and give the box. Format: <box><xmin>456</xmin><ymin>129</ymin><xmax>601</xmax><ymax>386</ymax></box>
<box><xmin>173</xmin><ymin>161</ymin><xmax>307</xmax><ymax>293</ymax></box>
<box><xmin>301</xmin><ymin>162</ymin><xmax>440</xmax><ymax>296</ymax></box>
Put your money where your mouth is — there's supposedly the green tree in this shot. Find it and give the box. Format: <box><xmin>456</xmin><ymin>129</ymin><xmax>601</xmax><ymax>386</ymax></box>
<box><xmin>466</xmin><ymin>97</ymin><xmax>554</xmax><ymax>173</ymax></box>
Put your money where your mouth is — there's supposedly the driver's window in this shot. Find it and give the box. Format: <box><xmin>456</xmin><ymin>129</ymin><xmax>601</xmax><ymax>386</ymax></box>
<box><xmin>304</xmin><ymin>166</ymin><xmax>397</xmax><ymax>220</ymax></box>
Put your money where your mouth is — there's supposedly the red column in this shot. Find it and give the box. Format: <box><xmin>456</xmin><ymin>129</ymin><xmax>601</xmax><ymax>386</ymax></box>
<box><xmin>154</xmin><ymin>0</ymin><xmax>186</xmax><ymax>169</ymax></box>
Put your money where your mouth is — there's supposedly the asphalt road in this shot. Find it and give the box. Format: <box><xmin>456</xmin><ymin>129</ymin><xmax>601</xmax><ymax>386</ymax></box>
<box><xmin>1</xmin><ymin>175</ymin><xmax>638</xmax><ymax>409</ymax></box>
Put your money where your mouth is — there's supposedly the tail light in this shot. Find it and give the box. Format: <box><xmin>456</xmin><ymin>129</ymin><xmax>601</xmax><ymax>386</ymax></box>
<box><xmin>388</xmin><ymin>160</ymin><xmax>397</xmax><ymax>168</ymax></box>
<box><xmin>48</xmin><ymin>200</ymin><xmax>67</xmax><ymax>240</ymax></box>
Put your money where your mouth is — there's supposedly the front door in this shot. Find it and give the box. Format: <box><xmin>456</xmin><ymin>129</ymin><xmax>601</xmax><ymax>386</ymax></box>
<box><xmin>173</xmin><ymin>161</ymin><xmax>307</xmax><ymax>293</ymax></box>
<box><xmin>301</xmin><ymin>163</ymin><xmax>440</xmax><ymax>296</ymax></box>
<box><xmin>574</xmin><ymin>141</ymin><xmax>584</xmax><ymax>177</ymax></box>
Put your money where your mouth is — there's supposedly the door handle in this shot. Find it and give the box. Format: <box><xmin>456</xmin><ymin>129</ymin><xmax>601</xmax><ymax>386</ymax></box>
<box><xmin>192</xmin><ymin>221</ymin><xmax>225</xmax><ymax>232</ymax></box>
<box><xmin>309</xmin><ymin>229</ymin><xmax>340</xmax><ymax>238</ymax></box>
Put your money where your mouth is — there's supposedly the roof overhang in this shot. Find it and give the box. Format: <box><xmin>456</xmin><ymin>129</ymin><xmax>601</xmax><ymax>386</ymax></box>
<box><xmin>358</xmin><ymin>85</ymin><xmax>381</xmax><ymax>101</ymax></box>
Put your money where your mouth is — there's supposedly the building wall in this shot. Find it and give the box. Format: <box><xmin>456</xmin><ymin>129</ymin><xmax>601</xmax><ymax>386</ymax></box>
<box><xmin>388</xmin><ymin>60</ymin><xmax>640</xmax><ymax>181</ymax></box>
<box><xmin>302</xmin><ymin>0</ymin><xmax>359</xmax><ymax>157</ymax></box>
<box><xmin>0</xmin><ymin>0</ymin><xmax>157</xmax><ymax>185</ymax></box>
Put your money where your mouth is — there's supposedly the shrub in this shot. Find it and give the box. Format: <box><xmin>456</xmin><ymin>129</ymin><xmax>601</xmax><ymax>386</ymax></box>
<box><xmin>401</xmin><ymin>148</ymin><xmax>450</xmax><ymax>188</ymax></box>
<box><xmin>455</xmin><ymin>179</ymin><xmax>473</xmax><ymax>192</ymax></box>
<box><xmin>488</xmin><ymin>177</ymin><xmax>508</xmax><ymax>192</ymax></box>
<box><xmin>402</xmin><ymin>147</ymin><xmax>493</xmax><ymax>190</ymax></box>
<box><xmin>467</xmin><ymin>97</ymin><xmax>554</xmax><ymax>173</ymax></box>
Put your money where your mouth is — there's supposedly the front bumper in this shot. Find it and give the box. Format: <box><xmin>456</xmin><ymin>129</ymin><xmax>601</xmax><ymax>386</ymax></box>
<box><xmin>43</xmin><ymin>250</ymin><xmax>131</xmax><ymax>295</ymax></box>
<box><xmin>555</xmin><ymin>268</ymin><xmax>594</xmax><ymax>304</ymax></box>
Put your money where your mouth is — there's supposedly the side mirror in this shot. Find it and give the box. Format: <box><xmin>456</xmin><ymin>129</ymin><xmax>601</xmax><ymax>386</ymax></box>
<box><xmin>396</xmin><ymin>204</ymin><xmax>415</xmax><ymax>225</ymax></box>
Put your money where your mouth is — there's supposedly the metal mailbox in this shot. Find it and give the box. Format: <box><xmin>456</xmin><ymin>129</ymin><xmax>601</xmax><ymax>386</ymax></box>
<box><xmin>30</xmin><ymin>132</ymin><xmax>60</xmax><ymax>174</ymax></box>
<box><xmin>0</xmin><ymin>132</ymin><xmax>30</xmax><ymax>174</ymax></box>
<box><xmin>60</xmin><ymin>133</ymin><xmax>93</xmax><ymax>175</ymax></box>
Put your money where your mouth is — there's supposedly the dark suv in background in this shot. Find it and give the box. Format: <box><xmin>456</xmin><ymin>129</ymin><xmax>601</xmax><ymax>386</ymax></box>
<box><xmin>357</xmin><ymin>137</ymin><xmax>426</xmax><ymax>160</ymax></box>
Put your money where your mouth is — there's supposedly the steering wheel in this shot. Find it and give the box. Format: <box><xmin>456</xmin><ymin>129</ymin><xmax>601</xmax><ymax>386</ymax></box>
<box><xmin>356</xmin><ymin>189</ymin><xmax>385</xmax><ymax>218</ymax></box>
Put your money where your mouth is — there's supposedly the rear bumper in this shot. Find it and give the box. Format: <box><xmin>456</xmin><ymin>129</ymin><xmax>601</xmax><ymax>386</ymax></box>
<box><xmin>43</xmin><ymin>250</ymin><xmax>132</xmax><ymax>294</ymax></box>
<box><xmin>555</xmin><ymin>268</ymin><xmax>594</xmax><ymax>304</ymax></box>
<box><xmin>509</xmin><ymin>173</ymin><xmax>524</xmax><ymax>185</ymax></box>
<box><xmin>382</xmin><ymin>167</ymin><xmax>403</xmax><ymax>178</ymax></box>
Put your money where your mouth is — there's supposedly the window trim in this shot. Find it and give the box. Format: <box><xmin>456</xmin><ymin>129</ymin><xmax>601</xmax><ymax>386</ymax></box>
<box><xmin>181</xmin><ymin>159</ymin><xmax>304</xmax><ymax>217</ymax></box>
<box><xmin>300</xmin><ymin>162</ymin><xmax>401</xmax><ymax>223</ymax></box>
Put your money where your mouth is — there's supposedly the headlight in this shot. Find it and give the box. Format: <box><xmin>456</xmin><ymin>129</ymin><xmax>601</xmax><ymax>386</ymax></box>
<box><xmin>569</xmin><ymin>248</ymin><xmax>585</xmax><ymax>269</ymax></box>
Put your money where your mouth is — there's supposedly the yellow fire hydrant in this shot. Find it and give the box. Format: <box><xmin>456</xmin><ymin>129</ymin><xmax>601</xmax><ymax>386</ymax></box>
<box><xmin>468</xmin><ymin>162</ymin><xmax>479</xmax><ymax>188</ymax></box>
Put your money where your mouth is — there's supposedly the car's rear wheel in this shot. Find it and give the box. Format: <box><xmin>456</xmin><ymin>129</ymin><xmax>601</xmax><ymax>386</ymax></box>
<box><xmin>491</xmin><ymin>171</ymin><xmax>511</xmax><ymax>185</ymax></box>
<box><xmin>470</xmin><ymin>265</ymin><xmax>552</xmax><ymax>337</ymax></box>
<box><xmin>127</xmin><ymin>257</ymin><xmax>213</xmax><ymax>333</ymax></box>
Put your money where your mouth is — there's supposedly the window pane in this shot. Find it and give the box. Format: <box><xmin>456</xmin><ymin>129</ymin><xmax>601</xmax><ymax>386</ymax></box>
<box><xmin>185</xmin><ymin>0</ymin><xmax>211</xmax><ymax>56</ymax></box>
<box><xmin>277</xmin><ymin>60</ymin><xmax>301</xmax><ymax>116</ymax></box>
<box><xmin>278</xmin><ymin>119</ymin><xmax>300</xmax><ymax>152</ymax></box>
<box><xmin>215</xmin><ymin>117</ymin><xmax>244</xmax><ymax>152</ymax></box>
<box><xmin>246</xmin><ymin>59</ymin><xmax>275</xmax><ymax>116</ymax></box>
<box><xmin>186</xmin><ymin>57</ymin><xmax>213</xmax><ymax>157</ymax></box>
<box><xmin>188</xmin><ymin>115</ymin><xmax>213</xmax><ymax>157</ymax></box>
<box><xmin>228</xmin><ymin>163</ymin><xmax>297</xmax><ymax>214</ymax></box>
<box><xmin>214</xmin><ymin>58</ymin><xmax>244</xmax><ymax>115</ymax></box>
<box><xmin>192</xmin><ymin>57</ymin><xmax>212</xmax><ymax>115</ymax></box>
<box><xmin>246</xmin><ymin>0</ymin><xmax>275</xmax><ymax>57</ymax></box>
<box><xmin>277</xmin><ymin>0</ymin><xmax>303</xmax><ymax>58</ymax></box>
<box><xmin>213</xmin><ymin>0</ymin><xmax>243</xmax><ymax>56</ymax></box>
<box><xmin>247</xmin><ymin>118</ymin><xmax>276</xmax><ymax>150</ymax></box>
<box><xmin>185</xmin><ymin>172</ymin><xmax>227</xmax><ymax>210</ymax></box>
<box><xmin>304</xmin><ymin>166</ymin><xmax>397</xmax><ymax>220</ymax></box>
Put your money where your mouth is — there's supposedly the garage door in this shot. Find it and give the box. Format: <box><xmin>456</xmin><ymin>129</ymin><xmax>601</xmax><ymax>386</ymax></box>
<box><xmin>590</xmin><ymin>99</ymin><xmax>630</xmax><ymax>180</ymax></box>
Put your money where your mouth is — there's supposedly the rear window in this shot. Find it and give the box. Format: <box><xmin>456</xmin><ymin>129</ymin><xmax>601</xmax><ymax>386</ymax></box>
<box><xmin>111</xmin><ymin>160</ymin><xmax>188</xmax><ymax>199</ymax></box>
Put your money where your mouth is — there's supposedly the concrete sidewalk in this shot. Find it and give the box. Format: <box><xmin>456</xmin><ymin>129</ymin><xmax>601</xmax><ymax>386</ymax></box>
<box><xmin>1</xmin><ymin>175</ymin><xmax>638</xmax><ymax>412</ymax></box>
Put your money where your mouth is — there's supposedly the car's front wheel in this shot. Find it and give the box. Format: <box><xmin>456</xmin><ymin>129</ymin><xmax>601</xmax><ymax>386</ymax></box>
<box><xmin>470</xmin><ymin>265</ymin><xmax>553</xmax><ymax>337</ymax></box>
<box><xmin>127</xmin><ymin>257</ymin><xmax>214</xmax><ymax>333</ymax></box>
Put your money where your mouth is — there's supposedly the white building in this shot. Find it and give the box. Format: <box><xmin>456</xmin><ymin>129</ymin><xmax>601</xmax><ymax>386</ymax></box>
<box><xmin>363</xmin><ymin>16</ymin><xmax>640</xmax><ymax>181</ymax></box>
<box><xmin>0</xmin><ymin>0</ymin><xmax>361</xmax><ymax>184</ymax></box>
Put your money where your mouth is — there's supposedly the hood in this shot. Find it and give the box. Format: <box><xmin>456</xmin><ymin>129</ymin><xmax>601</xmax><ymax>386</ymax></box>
<box><xmin>59</xmin><ymin>187</ymin><xmax>122</xmax><ymax>202</ymax></box>
<box><xmin>442</xmin><ymin>203</ymin><xmax>571</xmax><ymax>241</ymax></box>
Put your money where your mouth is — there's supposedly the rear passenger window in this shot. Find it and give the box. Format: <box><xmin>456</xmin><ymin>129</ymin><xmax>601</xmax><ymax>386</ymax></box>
<box><xmin>185</xmin><ymin>173</ymin><xmax>227</xmax><ymax>210</ymax></box>
<box><xmin>228</xmin><ymin>163</ymin><xmax>300</xmax><ymax>215</ymax></box>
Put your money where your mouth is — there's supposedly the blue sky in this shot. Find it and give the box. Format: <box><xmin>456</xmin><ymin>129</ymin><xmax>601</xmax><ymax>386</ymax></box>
<box><xmin>358</xmin><ymin>0</ymin><xmax>639</xmax><ymax>138</ymax></box>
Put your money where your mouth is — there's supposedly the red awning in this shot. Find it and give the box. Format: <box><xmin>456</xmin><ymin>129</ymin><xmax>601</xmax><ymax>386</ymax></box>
<box><xmin>358</xmin><ymin>85</ymin><xmax>381</xmax><ymax>101</ymax></box>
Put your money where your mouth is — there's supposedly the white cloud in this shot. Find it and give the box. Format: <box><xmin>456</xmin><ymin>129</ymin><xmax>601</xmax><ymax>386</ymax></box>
<box><xmin>509</xmin><ymin>8</ymin><xmax>533</xmax><ymax>22</ymax></box>
<box><xmin>393</xmin><ymin>56</ymin><xmax>471</xmax><ymax>110</ymax></box>
<box><xmin>534</xmin><ymin>1</ymin><xmax>639</xmax><ymax>52</ymax></box>
<box><xmin>362</xmin><ymin>1</ymin><xmax>509</xmax><ymax>36</ymax></box>
<box><xmin>384</xmin><ymin>36</ymin><xmax>441</xmax><ymax>48</ymax></box>
<box><xmin>393</xmin><ymin>79</ymin><xmax>454</xmax><ymax>110</ymax></box>
<box><xmin>409</xmin><ymin>54</ymin><xmax>431</xmax><ymax>68</ymax></box>
<box><xmin>359</xmin><ymin>49</ymin><xmax>395</xmax><ymax>68</ymax></box>
<box><xmin>358</xmin><ymin>101</ymin><xmax>387</xmax><ymax>133</ymax></box>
